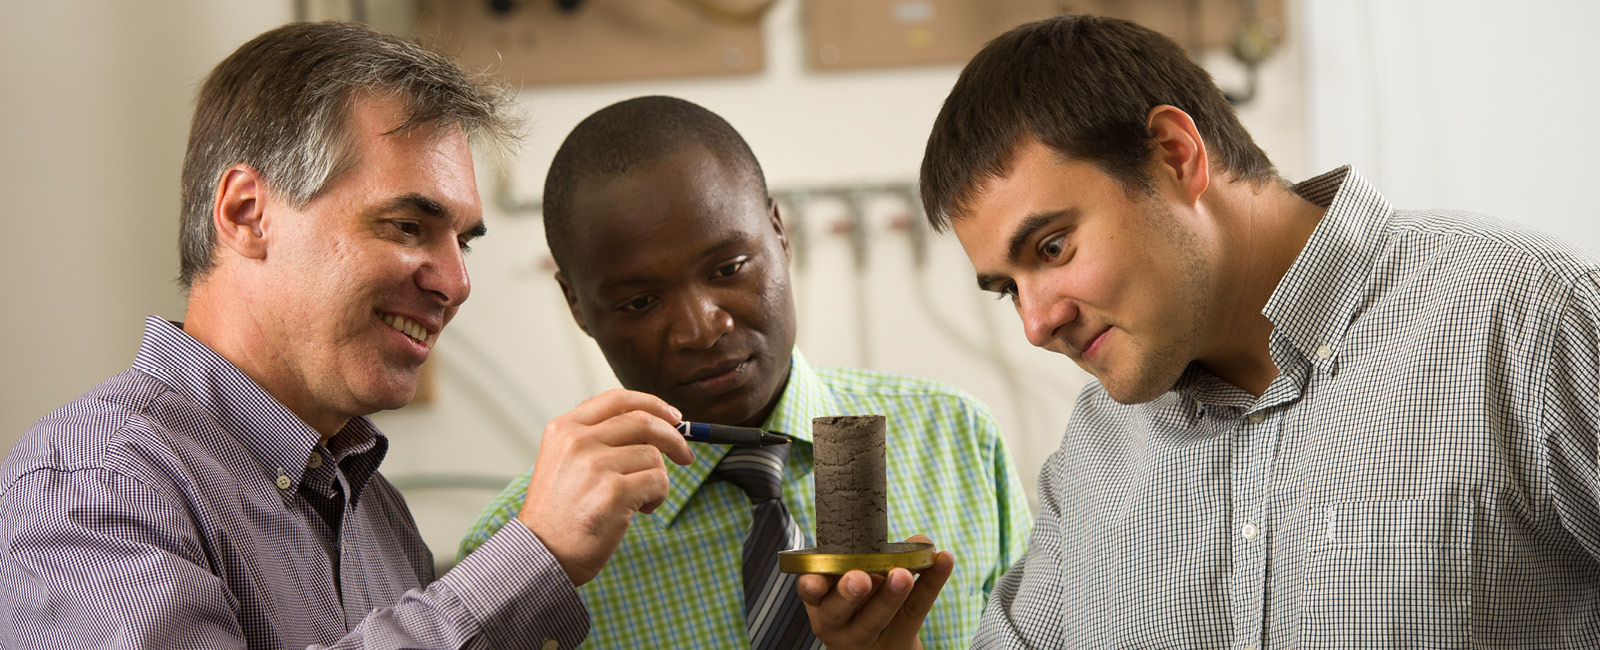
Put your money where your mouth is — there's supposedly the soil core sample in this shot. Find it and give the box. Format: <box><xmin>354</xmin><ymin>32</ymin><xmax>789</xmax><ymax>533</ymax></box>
<box><xmin>813</xmin><ymin>414</ymin><xmax>888</xmax><ymax>554</ymax></box>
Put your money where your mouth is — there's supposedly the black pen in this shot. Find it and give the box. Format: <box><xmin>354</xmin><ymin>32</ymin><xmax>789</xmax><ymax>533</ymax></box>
<box><xmin>675</xmin><ymin>421</ymin><xmax>792</xmax><ymax>447</ymax></box>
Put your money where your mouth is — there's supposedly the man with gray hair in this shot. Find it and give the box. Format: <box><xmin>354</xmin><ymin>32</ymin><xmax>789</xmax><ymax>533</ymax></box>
<box><xmin>0</xmin><ymin>21</ymin><xmax>693</xmax><ymax>649</ymax></box>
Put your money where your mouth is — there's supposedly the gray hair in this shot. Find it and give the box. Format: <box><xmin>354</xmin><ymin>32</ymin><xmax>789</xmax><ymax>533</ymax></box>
<box><xmin>177</xmin><ymin>20</ymin><xmax>519</xmax><ymax>288</ymax></box>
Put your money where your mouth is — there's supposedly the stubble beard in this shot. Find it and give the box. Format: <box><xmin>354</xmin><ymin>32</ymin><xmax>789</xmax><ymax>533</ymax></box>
<box><xmin>1104</xmin><ymin>202</ymin><xmax>1214</xmax><ymax>405</ymax></box>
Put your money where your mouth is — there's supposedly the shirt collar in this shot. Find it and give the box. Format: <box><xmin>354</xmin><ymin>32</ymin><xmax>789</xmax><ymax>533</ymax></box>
<box><xmin>1263</xmin><ymin>166</ymin><xmax>1393</xmax><ymax>374</ymax></box>
<box><xmin>651</xmin><ymin>349</ymin><xmax>828</xmax><ymax>525</ymax></box>
<box><xmin>301</xmin><ymin>427</ymin><xmax>387</xmax><ymax>507</ymax></box>
<box><xmin>1166</xmin><ymin>167</ymin><xmax>1391</xmax><ymax>408</ymax></box>
<box><xmin>130</xmin><ymin>316</ymin><xmax>387</xmax><ymax>502</ymax></box>
<box><xmin>758</xmin><ymin>349</ymin><xmax>836</xmax><ymax>445</ymax></box>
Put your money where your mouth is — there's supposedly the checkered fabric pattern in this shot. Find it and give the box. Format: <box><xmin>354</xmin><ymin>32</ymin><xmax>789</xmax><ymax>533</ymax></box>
<box><xmin>0</xmin><ymin>317</ymin><xmax>589</xmax><ymax>649</ymax></box>
<box><xmin>462</xmin><ymin>350</ymin><xmax>1032</xmax><ymax>649</ymax></box>
<box><xmin>976</xmin><ymin>167</ymin><xmax>1600</xmax><ymax>648</ymax></box>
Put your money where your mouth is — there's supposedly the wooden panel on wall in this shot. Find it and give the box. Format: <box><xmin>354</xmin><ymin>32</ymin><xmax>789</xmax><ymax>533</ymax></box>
<box><xmin>805</xmin><ymin>0</ymin><xmax>1283</xmax><ymax>71</ymax></box>
<box><xmin>416</xmin><ymin>0</ymin><xmax>767</xmax><ymax>86</ymax></box>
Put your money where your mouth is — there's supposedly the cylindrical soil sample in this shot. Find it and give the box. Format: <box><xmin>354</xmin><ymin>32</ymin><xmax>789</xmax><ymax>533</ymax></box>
<box><xmin>813</xmin><ymin>414</ymin><xmax>888</xmax><ymax>554</ymax></box>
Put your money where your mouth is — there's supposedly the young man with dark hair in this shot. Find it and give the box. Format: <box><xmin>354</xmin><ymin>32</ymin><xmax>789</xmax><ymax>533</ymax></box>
<box><xmin>0</xmin><ymin>21</ymin><xmax>694</xmax><ymax>649</ymax></box>
<box><xmin>460</xmin><ymin>95</ymin><xmax>1031</xmax><ymax>649</ymax></box>
<box><xmin>802</xmin><ymin>13</ymin><xmax>1600</xmax><ymax>649</ymax></box>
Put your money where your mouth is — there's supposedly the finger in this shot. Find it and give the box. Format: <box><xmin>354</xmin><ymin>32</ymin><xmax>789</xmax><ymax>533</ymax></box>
<box><xmin>597</xmin><ymin>441</ymin><xmax>670</xmax><ymax>477</ymax></box>
<box><xmin>638</xmin><ymin>420</ymin><xmax>695</xmax><ymax>467</ymax></box>
<box><xmin>796</xmin><ymin>573</ymin><xmax>839</xmax><ymax>608</ymax></box>
<box><xmin>613</xmin><ymin>463</ymin><xmax>673</xmax><ymax>514</ymax></box>
<box><xmin>893</xmin><ymin>551</ymin><xmax>954</xmax><ymax>631</ymax></box>
<box><xmin>566</xmin><ymin>389</ymin><xmax>682</xmax><ymax>427</ymax></box>
<box><xmin>583</xmin><ymin>410</ymin><xmax>695</xmax><ymax>466</ymax></box>
<box><xmin>808</xmin><ymin>570</ymin><xmax>878</xmax><ymax>627</ymax></box>
<box><xmin>531</xmin><ymin>432</ymin><xmax>665</xmax><ymax>494</ymax></box>
<box><xmin>838</xmin><ymin>568</ymin><xmax>916</xmax><ymax>636</ymax></box>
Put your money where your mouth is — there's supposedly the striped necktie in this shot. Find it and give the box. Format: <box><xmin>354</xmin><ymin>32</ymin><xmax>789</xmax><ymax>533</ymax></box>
<box><xmin>713</xmin><ymin>445</ymin><xmax>823</xmax><ymax>650</ymax></box>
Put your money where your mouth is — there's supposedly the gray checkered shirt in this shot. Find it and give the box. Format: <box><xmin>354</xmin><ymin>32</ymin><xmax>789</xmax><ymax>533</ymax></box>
<box><xmin>976</xmin><ymin>167</ymin><xmax>1600</xmax><ymax>648</ymax></box>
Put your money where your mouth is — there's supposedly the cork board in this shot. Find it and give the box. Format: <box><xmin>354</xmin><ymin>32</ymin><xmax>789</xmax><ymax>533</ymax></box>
<box><xmin>416</xmin><ymin>0</ymin><xmax>767</xmax><ymax>86</ymax></box>
<box><xmin>804</xmin><ymin>0</ymin><xmax>1284</xmax><ymax>71</ymax></box>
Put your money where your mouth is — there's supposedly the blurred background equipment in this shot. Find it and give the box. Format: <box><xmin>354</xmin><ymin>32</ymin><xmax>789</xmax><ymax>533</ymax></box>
<box><xmin>415</xmin><ymin>0</ymin><xmax>770</xmax><ymax>84</ymax></box>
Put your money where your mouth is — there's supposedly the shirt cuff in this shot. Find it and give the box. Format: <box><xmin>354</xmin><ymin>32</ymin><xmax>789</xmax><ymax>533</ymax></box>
<box><xmin>438</xmin><ymin>521</ymin><xmax>589</xmax><ymax>650</ymax></box>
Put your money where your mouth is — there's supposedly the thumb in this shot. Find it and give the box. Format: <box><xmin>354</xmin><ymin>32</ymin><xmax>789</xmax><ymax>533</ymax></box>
<box><xmin>885</xmin><ymin>549</ymin><xmax>954</xmax><ymax>638</ymax></box>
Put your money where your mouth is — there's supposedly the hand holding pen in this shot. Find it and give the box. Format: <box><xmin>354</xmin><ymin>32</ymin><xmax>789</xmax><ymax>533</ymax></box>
<box><xmin>675</xmin><ymin>421</ymin><xmax>792</xmax><ymax>447</ymax></box>
<box><xmin>517</xmin><ymin>389</ymin><xmax>694</xmax><ymax>585</ymax></box>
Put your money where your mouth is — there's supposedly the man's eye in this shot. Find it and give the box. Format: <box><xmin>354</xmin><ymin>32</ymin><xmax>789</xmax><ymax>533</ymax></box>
<box><xmin>457</xmin><ymin>239</ymin><xmax>473</xmax><ymax>253</ymax></box>
<box><xmin>393</xmin><ymin>221</ymin><xmax>422</xmax><ymax>236</ymax></box>
<box><xmin>994</xmin><ymin>283</ymin><xmax>1018</xmax><ymax>302</ymax></box>
<box><xmin>713</xmin><ymin>258</ymin><xmax>749</xmax><ymax>278</ymax></box>
<box><xmin>1040</xmin><ymin>235</ymin><xmax>1066</xmax><ymax>261</ymax></box>
<box><xmin>618</xmin><ymin>296</ymin><xmax>656</xmax><ymax>312</ymax></box>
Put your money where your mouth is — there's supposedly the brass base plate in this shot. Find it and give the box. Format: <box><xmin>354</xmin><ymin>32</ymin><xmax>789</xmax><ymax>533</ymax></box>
<box><xmin>778</xmin><ymin>542</ymin><xmax>935</xmax><ymax>575</ymax></box>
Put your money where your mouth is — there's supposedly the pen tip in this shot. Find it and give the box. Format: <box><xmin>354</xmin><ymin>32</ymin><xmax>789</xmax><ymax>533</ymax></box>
<box><xmin>762</xmin><ymin>431</ymin><xmax>793</xmax><ymax>446</ymax></box>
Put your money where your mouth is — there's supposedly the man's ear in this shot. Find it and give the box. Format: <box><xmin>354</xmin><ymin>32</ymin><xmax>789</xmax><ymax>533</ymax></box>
<box><xmin>767</xmin><ymin>198</ymin><xmax>791</xmax><ymax>261</ymax></box>
<box><xmin>1145</xmin><ymin>105</ymin><xmax>1210</xmax><ymax>204</ymax></box>
<box><xmin>212</xmin><ymin>164</ymin><xmax>270</xmax><ymax>261</ymax></box>
<box><xmin>554</xmin><ymin>270</ymin><xmax>592</xmax><ymax>337</ymax></box>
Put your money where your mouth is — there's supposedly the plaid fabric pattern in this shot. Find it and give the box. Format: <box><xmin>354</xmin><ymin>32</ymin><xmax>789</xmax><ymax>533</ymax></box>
<box><xmin>976</xmin><ymin>167</ymin><xmax>1600</xmax><ymax>648</ymax></box>
<box><xmin>0</xmin><ymin>317</ymin><xmax>589</xmax><ymax>649</ymax></box>
<box><xmin>462</xmin><ymin>350</ymin><xmax>1032</xmax><ymax>649</ymax></box>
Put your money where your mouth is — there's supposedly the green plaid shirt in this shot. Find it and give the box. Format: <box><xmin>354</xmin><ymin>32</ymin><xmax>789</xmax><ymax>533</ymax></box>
<box><xmin>459</xmin><ymin>350</ymin><xmax>1031</xmax><ymax>649</ymax></box>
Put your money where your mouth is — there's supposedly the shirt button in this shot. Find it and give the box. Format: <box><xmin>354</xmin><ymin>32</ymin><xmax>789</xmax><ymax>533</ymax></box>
<box><xmin>308</xmin><ymin>452</ymin><xmax>323</xmax><ymax>469</ymax></box>
<box><xmin>1316</xmin><ymin>344</ymin><xmax>1334</xmax><ymax>360</ymax></box>
<box><xmin>1247</xmin><ymin>412</ymin><xmax>1266</xmax><ymax>424</ymax></box>
<box><xmin>540</xmin><ymin>641</ymin><xmax>559</xmax><ymax>650</ymax></box>
<box><xmin>275</xmin><ymin>473</ymin><xmax>291</xmax><ymax>490</ymax></box>
<box><xmin>1241</xmin><ymin>522</ymin><xmax>1260</xmax><ymax>540</ymax></box>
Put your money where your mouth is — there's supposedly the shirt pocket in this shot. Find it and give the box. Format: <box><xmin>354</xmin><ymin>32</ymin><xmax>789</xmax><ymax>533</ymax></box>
<box><xmin>1300</xmin><ymin>498</ymin><xmax>1472</xmax><ymax>648</ymax></box>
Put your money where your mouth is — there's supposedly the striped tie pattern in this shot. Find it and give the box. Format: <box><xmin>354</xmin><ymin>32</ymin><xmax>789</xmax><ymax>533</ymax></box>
<box><xmin>713</xmin><ymin>446</ymin><xmax>823</xmax><ymax>650</ymax></box>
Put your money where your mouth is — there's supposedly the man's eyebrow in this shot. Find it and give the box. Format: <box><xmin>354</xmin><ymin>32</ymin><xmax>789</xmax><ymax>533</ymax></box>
<box><xmin>1005</xmin><ymin>209</ymin><xmax>1073</xmax><ymax>264</ymax></box>
<box><xmin>595</xmin><ymin>232</ymin><xmax>755</xmax><ymax>294</ymax></box>
<box><xmin>382</xmin><ymin>193</ymin><xmax>447</xmax><ymax>218</ymax></box>
<box><xmin>971</xmin><ymin>208</ymin><xmax>1075</xmax><ymax>292</ymax></box>
<box><xmin>975</xmin><ymin>272</ymin><xmax>1009</xmax><ymax>292</ymax></box>
<box><xmin>379</xmin><ymin>193</ymin><xmax>487</xmax><ymax>239</ymax></box>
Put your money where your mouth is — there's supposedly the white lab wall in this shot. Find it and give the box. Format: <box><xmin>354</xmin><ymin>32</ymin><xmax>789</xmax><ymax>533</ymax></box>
<box><xmin>1301</xmin><ymin>0</ymin><xmax>1600</xmax><ymax>253</ymax></box>
<box><xmin>5</xmin><ymin>0</ymin><xmax>1595</xmax><ymax>564</ymax></box>
<box><xmin>0</xmin><ymin>3</ymin><xmax>290</xmax><ymax>448</ymax></box>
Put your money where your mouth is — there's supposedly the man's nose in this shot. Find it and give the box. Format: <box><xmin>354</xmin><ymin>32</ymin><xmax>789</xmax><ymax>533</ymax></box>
<box><xmin>1017</xmin><ymin>281</ymin><xmax>1077</xmax><ymax>350</ymax></box>
<box><xmin>418</xmin><ymin>243</ymin><xmax>471</xmax><ymax>307</ymax></box>
<box><xmin>667</xmin><ymin>290</ymin><xmax>733</xmax><ymax>350</ymax></box>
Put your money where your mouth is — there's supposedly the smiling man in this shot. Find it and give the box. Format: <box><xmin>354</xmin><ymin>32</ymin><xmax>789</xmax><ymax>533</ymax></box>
<box><xmin>0</xmin><ymin>22</ymin><xmax>694</xmax><ymax>649</ymax></box>
<box><xmin>800</xmin><ymin>13</ymin><xmax>1600</xmax><ymax>650</ymax></box>
<box><xmin>458</xmin><ymin>96</ymin><xmax>1030</xmax><ymax>649</ymax></box>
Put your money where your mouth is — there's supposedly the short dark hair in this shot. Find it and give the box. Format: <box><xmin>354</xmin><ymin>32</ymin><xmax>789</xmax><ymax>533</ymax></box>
<box><xmin>920</xmin><ymin>13</ymin><xmax>1277</xmax><ymax>232</ymax></box>
<box><xmin>543</xmin><ymin>95</ymin><xmax>766</xmax><ymax>271</ymax></box>
<box><xmin>178</xmin><ymin>20</ymin><xmax>518</xmax><ymax>289</ymax></box>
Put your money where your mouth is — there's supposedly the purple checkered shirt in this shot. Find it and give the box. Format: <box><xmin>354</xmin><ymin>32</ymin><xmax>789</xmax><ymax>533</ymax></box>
<box><xmin>0</xmin><ymin>317</ymin><xmax>589</xmax><ymax>649</ymax></box>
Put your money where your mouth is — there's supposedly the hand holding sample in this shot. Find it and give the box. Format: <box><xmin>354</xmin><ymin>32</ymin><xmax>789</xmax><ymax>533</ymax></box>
<box><xmin>796</xmin><ymin>534</ymin><xmax>954</xmax><ymax>650</ymax></box>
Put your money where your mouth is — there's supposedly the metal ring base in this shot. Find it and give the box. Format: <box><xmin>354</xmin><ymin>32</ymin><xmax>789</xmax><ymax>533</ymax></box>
<box><xmin>777</xmin><ymin>542</ymin><xmax>935</xmax><ymax>575</ymax></box>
